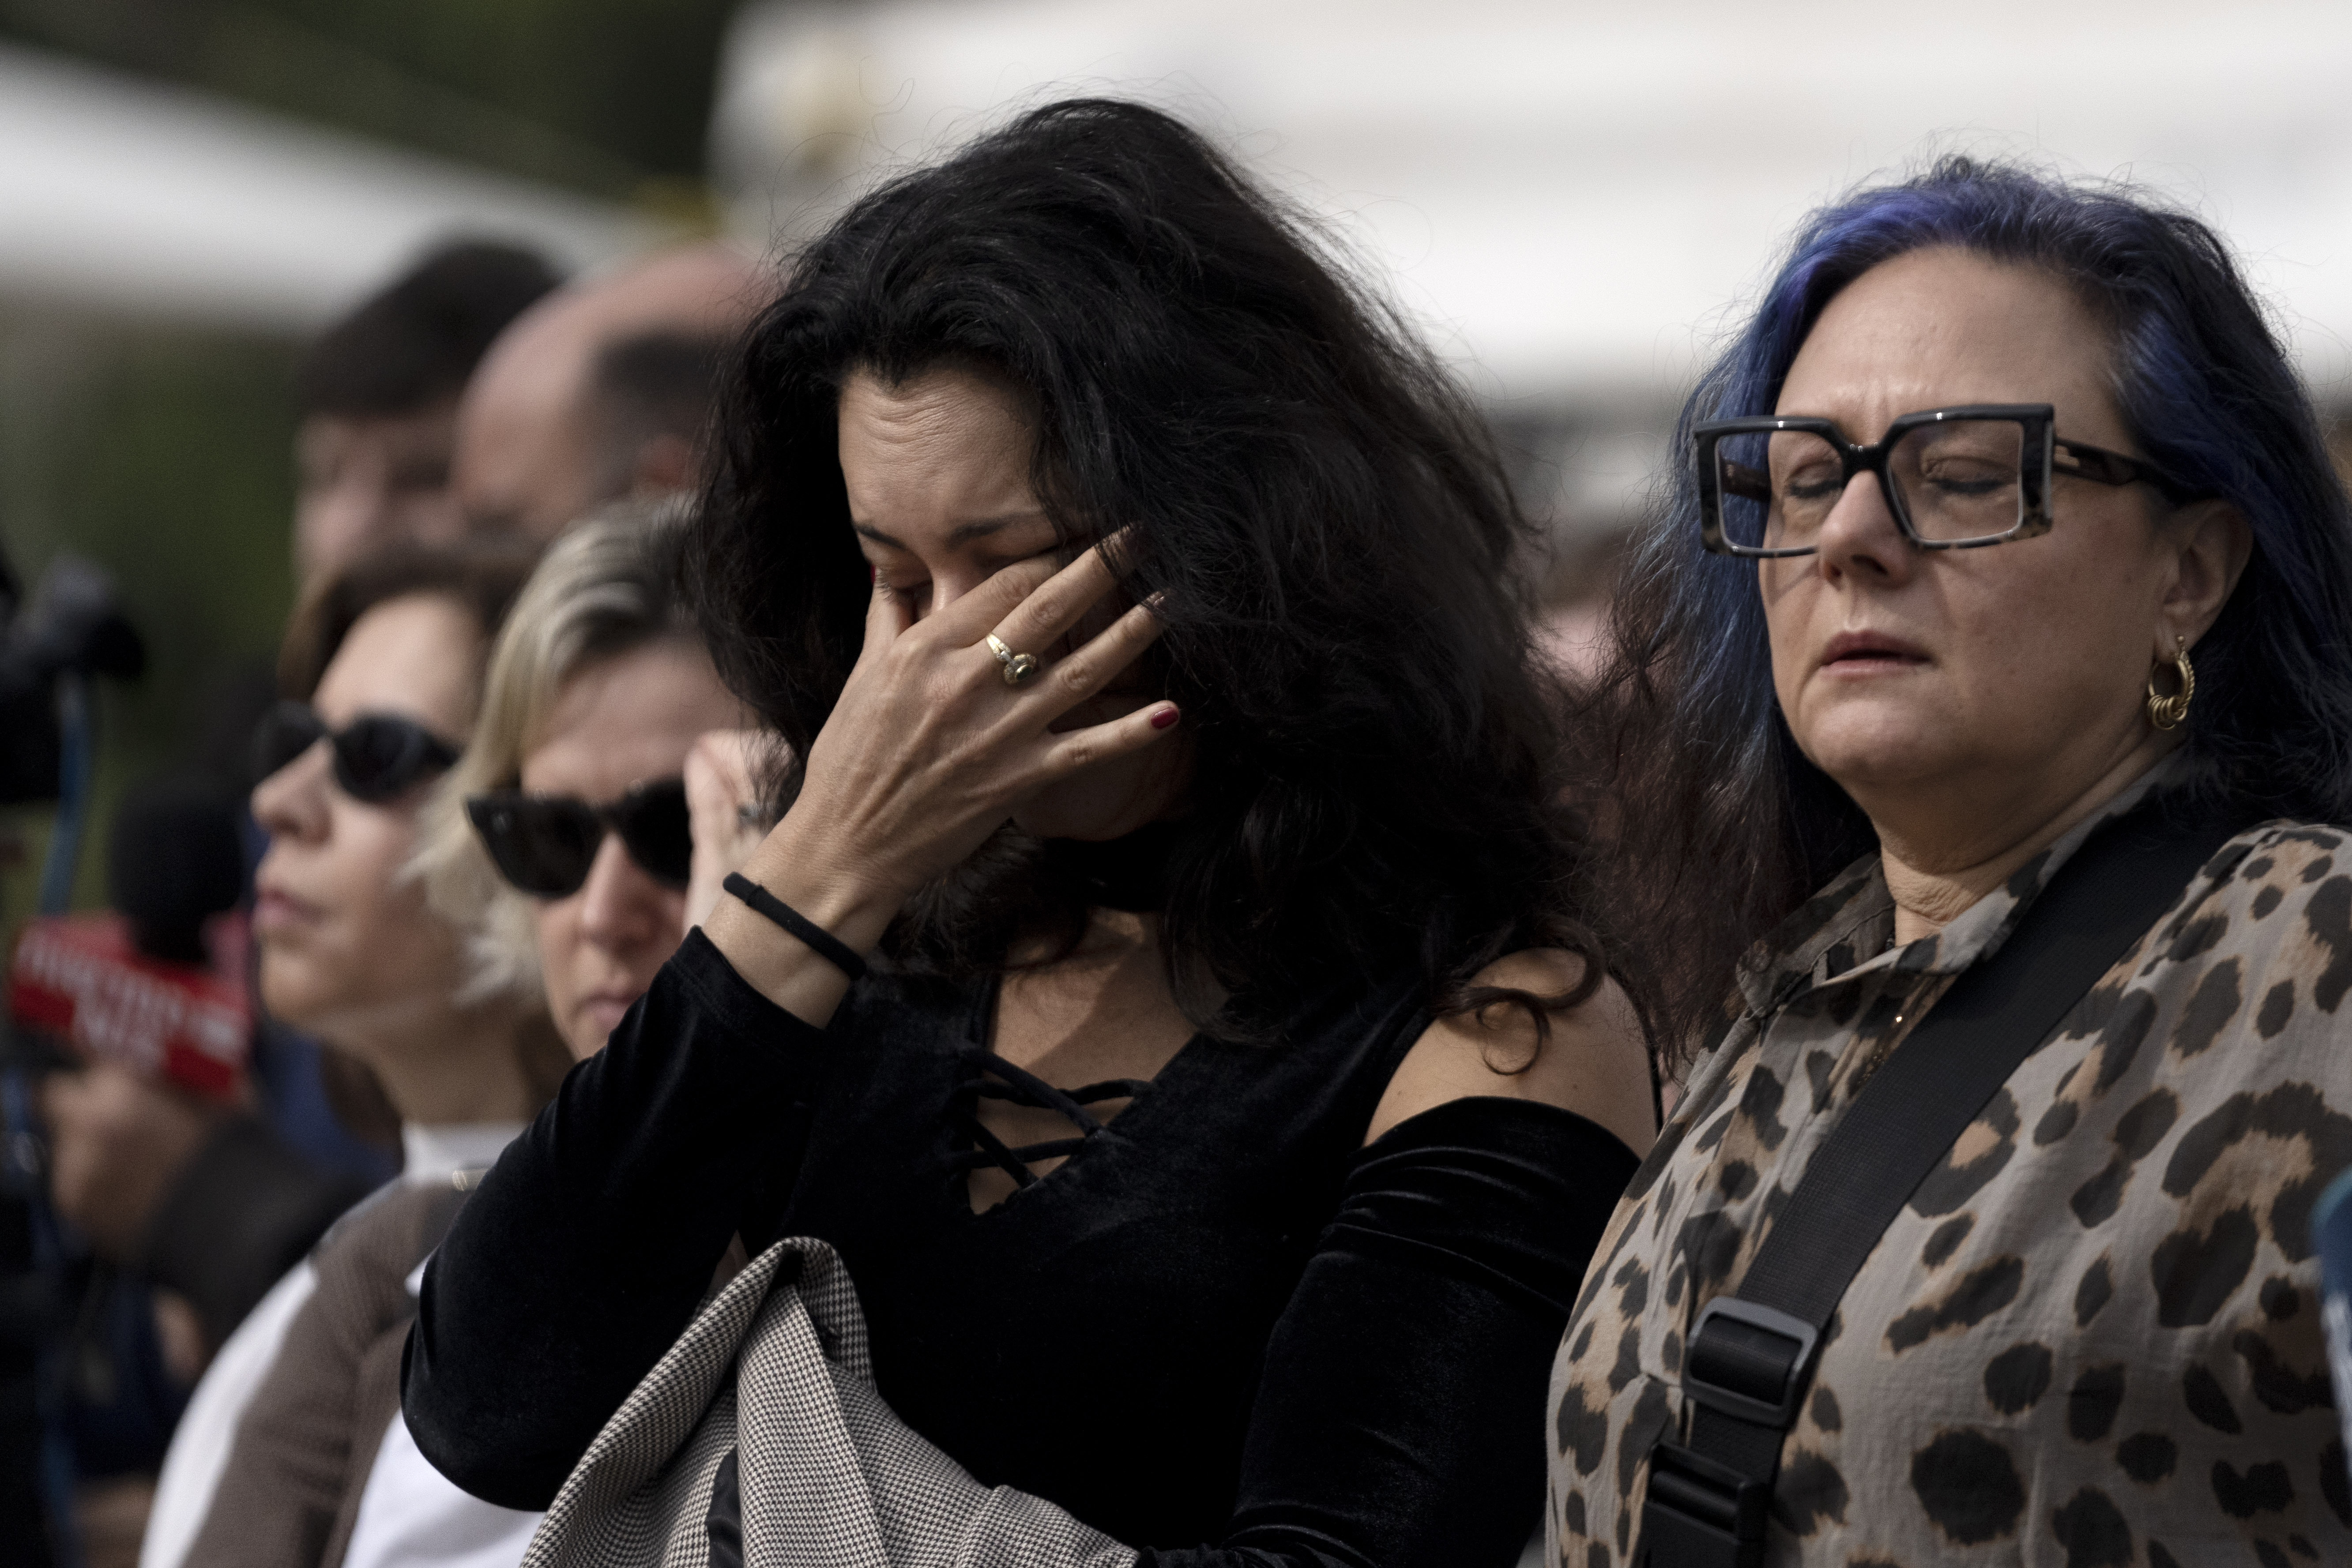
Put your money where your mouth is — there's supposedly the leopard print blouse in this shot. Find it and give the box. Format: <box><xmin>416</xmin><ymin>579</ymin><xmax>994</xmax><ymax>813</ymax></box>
<box><xmin>1548</xmin><ymin>761</ymin><xmax>2352</xmax><ymax>1565</ymax></box>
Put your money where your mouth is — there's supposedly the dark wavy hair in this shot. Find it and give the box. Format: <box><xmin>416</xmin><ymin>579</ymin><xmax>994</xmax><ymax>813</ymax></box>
<box><xmin>297</xmin><ymin>240</ymin><xmax>560</xmax><ymax>418</ymax></box>
<box><xmin>1596</xmin><ymin>155</ymin><xmax>2352</xmax><ymax>1061</ymax></box>
<box><xmin>691</xmin><ymin>98</ymin><xmax>1621</xmax><ymax>1044</ymax></box>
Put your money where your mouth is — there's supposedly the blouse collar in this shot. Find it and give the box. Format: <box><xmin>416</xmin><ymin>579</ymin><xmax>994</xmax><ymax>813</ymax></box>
<box><xmin>400</xmin><ymin>1120</ymin><xmax>527</xmax><ymax>1188</ymax></box>
<box><xmin>1733</xmin><ymin>752</ymin><xmax>2194</xmax><ymax>1015</ymax></box>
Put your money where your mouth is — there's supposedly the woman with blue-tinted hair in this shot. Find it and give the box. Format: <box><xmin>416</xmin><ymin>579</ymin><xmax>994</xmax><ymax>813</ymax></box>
<box><xmin>1550</xmin><ymin>158</ymin><xmax>2352</xmax><ymax>1564</ymax></box>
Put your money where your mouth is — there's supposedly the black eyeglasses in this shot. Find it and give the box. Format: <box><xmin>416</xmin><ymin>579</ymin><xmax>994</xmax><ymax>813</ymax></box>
<box><xmin>466</xmin><ymin>778</ymin><xmax>692</xmax><ymax>899</ymax></box>
<box><xmin>251</xmin><ymin>700</ymin><xmax>462</xmax><ymax>803</ymax></box>
<box><xmin>1695</xmin><ymin>402</ymin><xmax>2199</xmax><ymax>558</ymax></box>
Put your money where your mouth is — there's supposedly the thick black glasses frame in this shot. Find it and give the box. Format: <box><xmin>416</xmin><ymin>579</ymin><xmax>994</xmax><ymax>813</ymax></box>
<box><xmin>1694</xmin><ymin>402</ymin><xmax>2195</xmax><ymax>559</ymax></box>
<box><xmin>251</xmin><ymin>699</ymin><xmax>461</xmax><ymax>803</ymax></box>
<box><xmin>466</xmin><ymin>777</ymin><xmax>692</xmax><ymax>899</ymax></box>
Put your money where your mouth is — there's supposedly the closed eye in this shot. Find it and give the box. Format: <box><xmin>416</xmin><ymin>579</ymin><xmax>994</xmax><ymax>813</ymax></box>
<box><xmin>1918</xmin><ymin>460</ymin><xmax>2014</xmax><ymax>498</ymax></box>
<box><xmin>973</xmin><ymin>547</ymin><xmax>1061</xmax><ymax>577</ymax></box>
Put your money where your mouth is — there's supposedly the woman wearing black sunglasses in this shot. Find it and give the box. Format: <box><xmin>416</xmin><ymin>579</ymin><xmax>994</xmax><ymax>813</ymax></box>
<box><xmin>418</xmin><ymin>506</ymin><xmax>747</xmax><ymax>1065</ymax></box>
<box><xmin>196</xmin><ymin>511</ymin><xmax>755</xmax><ymax>1568</ymax></box>
<box><xmin>246</xmin><ymin>541</ymin><xmax>564</xmax><ymax>1127</ymax></box>
<box><xmin>407</xmin><ymin>101</ymin><xmax>1655</xmax><ymax>1566</ymax></box>
<box><xmin>180</xmin><ymin>540</ymin><xmax>572</xmax><ymax>1568</ymax></box>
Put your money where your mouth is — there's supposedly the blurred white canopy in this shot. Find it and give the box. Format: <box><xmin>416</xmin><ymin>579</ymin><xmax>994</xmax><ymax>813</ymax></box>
<box><xmin>0</xmin><ymin>42</ymin><xmax>652</xmax><ymax>332</ymax></box>
<box><xmin>713</xmin><ymin>0</ymin><xmax>2352</xmax><ymax>416</ymax></box>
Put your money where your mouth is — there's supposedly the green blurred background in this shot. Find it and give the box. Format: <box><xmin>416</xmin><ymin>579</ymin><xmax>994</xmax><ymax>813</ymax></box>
<box><xmin>0</xmin><ymin>0</ymin><xmax>734</xmax><ymax>920</ymax></box>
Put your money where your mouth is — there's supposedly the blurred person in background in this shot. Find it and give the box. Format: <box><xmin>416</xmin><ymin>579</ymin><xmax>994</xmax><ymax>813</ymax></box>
<box><xmin>37</xmin><ymin>242</ymin><xmax>562</xmax><ymax>1565</ymax></box>
<box><xmin>295</xmin><ymin>242</ymin><xmax>566</xmax><ymax>586</ymax></box>
<box><xmin>203</xmin><ymin>507</ymin><xmax>749</xmax><ymax>1568</ymax></box>
<box><xmin>409</xmin><ymin>101</ymin><xmax>1653</xmax><ymax>1567</ymax></box>
<box><xmin>44</xmin><ymin>241</ymin><xmax>567</xmax><ymax>1309</ymax></box>
<box><xmin>1552</xmin><ymin>161</ymin><xmax>2352</xmax><ymax>1564</ymax></box>
<box><xmin>143</xmin><ymin>541</ymin><xmax>553</xmax><ymax>1568</ymax></box>
<box><xmin>451</xmin><ymin>243</ymin><xmax>771</xmax><ymax>541</ymax></box>
<box><xmin>267</xmin><ymin>238</ymin><xmax>564</xmax><ymax>1183</ymax></box>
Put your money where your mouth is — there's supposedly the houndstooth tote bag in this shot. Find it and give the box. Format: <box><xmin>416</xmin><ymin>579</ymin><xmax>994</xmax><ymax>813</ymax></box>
<box><xmin>519</xmin><ymin>1237</ymin><xmax>1136</xmax><ymax>1568</ymax></box>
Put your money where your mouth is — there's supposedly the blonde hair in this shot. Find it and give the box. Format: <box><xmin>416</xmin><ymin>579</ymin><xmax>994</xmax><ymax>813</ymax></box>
<box><xmin>415</xmin><ymin>500</ymin><xmax>702</xmax><ymax>1003</ymax></box>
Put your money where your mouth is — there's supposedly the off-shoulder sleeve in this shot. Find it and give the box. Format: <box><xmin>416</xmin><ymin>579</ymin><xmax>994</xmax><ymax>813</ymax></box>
<box><xmin>403</xmin><ymin>930</ymin><xmax>845</xmax><ymax>1509</ymax></box>
<box><xmin>1144</xmin><ymin>1094</ymin><xmax>1640</xmax><ymax>1568</ymax></box>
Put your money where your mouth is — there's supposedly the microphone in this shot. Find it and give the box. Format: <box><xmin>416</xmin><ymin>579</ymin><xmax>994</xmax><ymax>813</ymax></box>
<box><xmin>8</xmin><ymin>778</ymin><xmax>250</xmax><ymax>1098</ymax></box>
<box><xmin>107</xmin><ymin>776</ymin><xmax>247</xmax><ymax>965</ymax></box>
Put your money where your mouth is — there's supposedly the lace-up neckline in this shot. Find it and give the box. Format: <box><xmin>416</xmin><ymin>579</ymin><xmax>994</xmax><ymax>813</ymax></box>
<box><xmin>948</xmin><ymin>1045</ymin><xmax>1155</xmax><ymax>1192</ymax></box>
<box><xmin>945</xmin><ymin>966</ymin><xmax>1184</xmax><ymax>1212</ymax></box>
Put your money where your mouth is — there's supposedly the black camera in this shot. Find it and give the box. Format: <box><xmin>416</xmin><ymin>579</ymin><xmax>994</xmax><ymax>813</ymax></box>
<box><xmin>0</xmin><ymin>551</ymin><xmax>145</xmax><ymax>805</ymax></box>
<box><xmin>0</xmin><ymin>541</ymin><xmax>145</xmax><ymax>1567</ymax></box>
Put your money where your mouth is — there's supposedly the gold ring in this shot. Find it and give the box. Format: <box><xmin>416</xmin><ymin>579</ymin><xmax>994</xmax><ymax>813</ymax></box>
<box><xmin>985</xmin><ymin>633</ymin><xmax>1039</xmax><ymax>688</ymax></box>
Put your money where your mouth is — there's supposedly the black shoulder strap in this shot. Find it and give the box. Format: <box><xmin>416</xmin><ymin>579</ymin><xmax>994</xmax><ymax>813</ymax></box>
<box><xmin>1637</xmin><ymin>800</ymin><xmax>2243</xmax><ymax>1567</ymax></box>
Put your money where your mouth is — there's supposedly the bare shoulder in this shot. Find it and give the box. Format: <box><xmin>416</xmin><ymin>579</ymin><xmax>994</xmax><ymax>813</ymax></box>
<box><xmin>1366</xmin><ymin>949</ymin><xmax>1657</xmax><ymax>1155</ymax></box>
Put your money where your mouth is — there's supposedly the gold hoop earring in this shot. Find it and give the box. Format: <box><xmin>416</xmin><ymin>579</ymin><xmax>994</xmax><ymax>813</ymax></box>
<box><xmin>2146</xmin><ymin>635</ymin><xmax>2195</xmax><ymax>730</ymax></box>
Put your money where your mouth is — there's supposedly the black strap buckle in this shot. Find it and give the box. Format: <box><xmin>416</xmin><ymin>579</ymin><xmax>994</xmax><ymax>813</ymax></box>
<box><xmin>1633</xmin><ymin>1297</ymin><xmax>1819</xmax><ymax>1566</ymax></box>
<box><xmin>1682</xmin><ymin>1296</ymin><xmax>1819</xmax><ymax>1427</ymax></box>
<box><xmin>1636</xmin><ymin>1440</ymin><xmax>1771</xmax><ymax>1568</ymax></box>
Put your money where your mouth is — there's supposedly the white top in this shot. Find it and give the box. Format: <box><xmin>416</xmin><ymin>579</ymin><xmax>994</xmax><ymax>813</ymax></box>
<box><xmin>340</xmin><ymin>1197</ymin><xmax>543</xmax><ymax>1568</ymax></box>
<box><xmin>137</xmin><ymin>1121</ymin><xmax>528</xmax><ymax>1568</ymax></box>
<box><xmin>341</xmin><ymin>1405</ymin><xmax>542</xmax><ymax>1568</ymax></box>
<box><xmin>398</xmin><ymin>1122</ymin><xmax>526</xmax><ymax>1188</ymax></box>
<box><xmin>139</xmin><ymin>1259</ymin><xmax>317</xmax><ymax>1568</ymax></box>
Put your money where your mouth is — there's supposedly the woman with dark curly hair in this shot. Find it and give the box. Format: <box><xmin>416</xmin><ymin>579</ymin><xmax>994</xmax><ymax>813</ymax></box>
<box><xmin>404</xmin><ymin>100</ymin><xmax>1654</xmax><ymax>1565</ymax></box>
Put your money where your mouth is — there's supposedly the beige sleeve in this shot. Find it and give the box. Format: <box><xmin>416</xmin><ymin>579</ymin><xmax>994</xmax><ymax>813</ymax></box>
<box><xmin>181</xmin><ymin>1186</ymin><xmax>455</xmax><ymax>1568</ymax></box>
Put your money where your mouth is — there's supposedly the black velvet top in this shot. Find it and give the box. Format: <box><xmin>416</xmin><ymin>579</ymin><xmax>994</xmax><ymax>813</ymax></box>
<box><xmin>404</xmin><ymin>930</ymin><xmax>1640</xmax><ymax>1568</ymax></box>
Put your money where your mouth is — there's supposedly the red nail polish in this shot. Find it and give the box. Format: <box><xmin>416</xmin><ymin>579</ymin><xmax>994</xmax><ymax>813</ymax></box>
<box><xmin>1150</xmin><ymin>706</ymin><xmax>1180</xmax><ymax>730</ymax></box>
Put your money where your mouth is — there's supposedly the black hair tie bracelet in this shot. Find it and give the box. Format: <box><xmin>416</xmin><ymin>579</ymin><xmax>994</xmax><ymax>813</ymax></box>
<box><xmin>722</xmin><ymin>872</ymin><xmax>868</xmax><ymax>983</ymax></box>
